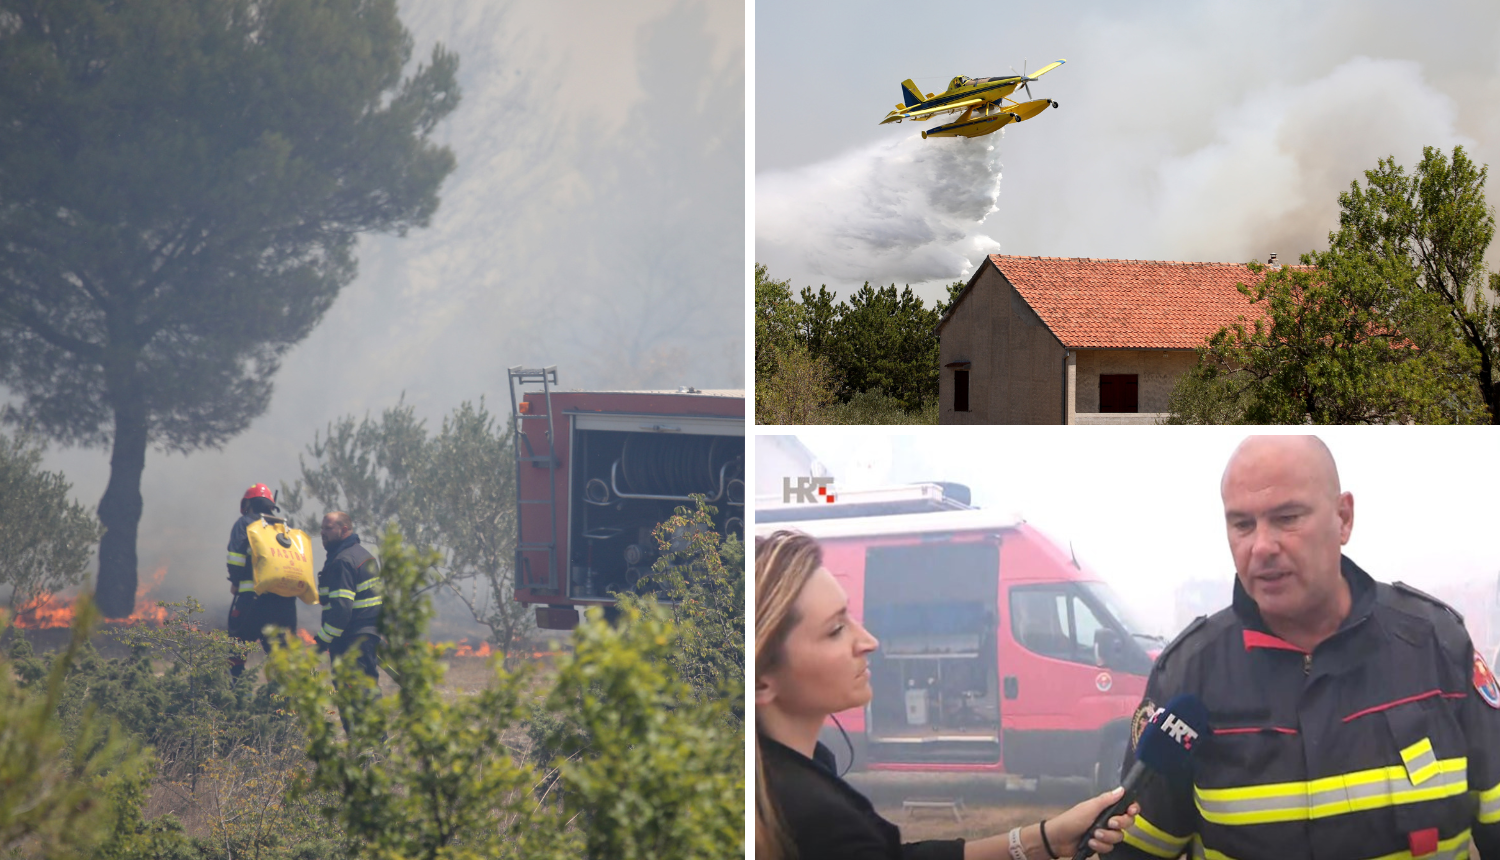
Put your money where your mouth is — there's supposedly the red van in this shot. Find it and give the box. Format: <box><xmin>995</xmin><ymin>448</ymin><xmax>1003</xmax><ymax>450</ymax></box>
<box><xmin>757</xmin><ymin>484</ymin><xmax>1159</xmax><ymax>788</ymax></box>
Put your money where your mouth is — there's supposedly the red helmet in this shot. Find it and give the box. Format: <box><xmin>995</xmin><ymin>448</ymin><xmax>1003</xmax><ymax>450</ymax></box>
<box><xmin>240</xmin><ymin>483</ymin><xmax>275</xmax><ymax>515</ymax></box>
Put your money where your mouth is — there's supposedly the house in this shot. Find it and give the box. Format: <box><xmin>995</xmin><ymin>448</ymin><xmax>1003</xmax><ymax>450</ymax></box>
<box><xmin>937</xmin><ymin>255</ymin><xmax>1269</xmax><ymax>424</ymax></box>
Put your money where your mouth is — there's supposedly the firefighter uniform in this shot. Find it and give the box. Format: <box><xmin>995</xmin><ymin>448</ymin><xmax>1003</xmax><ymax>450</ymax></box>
<box><xmin>226</xmin><ymin>513</ymin><xmax>297</xmax><ymax>676</ymax></box>
<box><xmin>1115</xmin><ymin>556</ymin><xmax>1500</xmax><ymax>860</ymax></box>
<box><xmin>315</xmin><ymin>531</ymin><xmax>383</xmax><ymax>681</ymax></box>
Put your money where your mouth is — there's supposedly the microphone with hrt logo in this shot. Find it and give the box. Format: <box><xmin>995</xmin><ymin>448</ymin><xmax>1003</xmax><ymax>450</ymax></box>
<box><xmin>1070</xmin><ymin>693</ymin><xmax>1210</xmax><ymax>860</ymax></box>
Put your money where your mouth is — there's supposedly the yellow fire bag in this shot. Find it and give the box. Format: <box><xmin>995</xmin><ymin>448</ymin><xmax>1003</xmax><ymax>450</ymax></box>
<box><xmin>245</xmin><ymin>517</ymin><xmax>318</xmax><ymax>604</ymax></box>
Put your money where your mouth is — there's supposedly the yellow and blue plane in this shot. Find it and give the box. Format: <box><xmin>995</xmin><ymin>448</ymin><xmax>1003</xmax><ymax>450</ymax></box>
<box><xmin>879</xmin><ymin>60</ymin><xmax>1065</xmax><ymax>139</ymax></box>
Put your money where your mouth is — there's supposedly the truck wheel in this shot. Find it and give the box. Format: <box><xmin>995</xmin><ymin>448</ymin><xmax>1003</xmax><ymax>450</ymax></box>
<box><xmin>1094</xmin><ymin>734</ymin><xmax>1128</xmax><ymax>794</ymax></box>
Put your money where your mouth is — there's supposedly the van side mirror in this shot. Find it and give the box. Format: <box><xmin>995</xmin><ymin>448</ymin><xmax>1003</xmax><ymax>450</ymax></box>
<box><xmin>1094</xmin><ymin>629</ymin><xmax>1126</xmax><ymax>669</ymax></box>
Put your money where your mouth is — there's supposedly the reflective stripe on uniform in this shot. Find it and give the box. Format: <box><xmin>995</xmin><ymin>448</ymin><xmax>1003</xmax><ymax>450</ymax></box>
<box><xmin>328</xmin><ymin>589</ymin><xmax>356</xmax><ymax>601</ymax></box>
<box><xmin>318</xmin><ymin>586</ymin><xmax>329</xmax><ymax>597</ymax></box>
<box><xmin>356</xmin><ymin>577</ymin><xmax>380</xmax><ymax>592</ymax></box>
<box><xmin>238</xmin><ymin>579</ymin><xmax>257</xmax><ymax>591</ymax></box>
<box><xmin>1190</xmin><ymin>829</ymin><xmax>1470</xmax><ymax>860</ymax></box>
<box><xmin>1120</xmin><ymin>814</ymin><xmax>1189</xmax><ymax>859</ymax></box>
<box><xmin>1478</xmin><ymin>778</ymin><xmax>1500</xmax><ymax>823</ymax></box>
<box><xmin>1400</xmin><ymin>737</ymin><xmax>1439</xmax><ymax>785</ymax></box>
<box><xmin>1195</xmin><ymin>758</ymin><xmax>1468</xmax><ymax>826</ymax></box>
<box><xmin>227</xmin><ymin>551</ymin><xmax>247</xmax><ymax>566</ymax></box>
<box><xmin>352</xmin><ymin>596</ymin><xmax>383</xmax><ymax>609</ymax></box>
<box><xmin>320</xmin><ymin>622</ymin><xmax>344</xmax><ymax>641</ymax></box>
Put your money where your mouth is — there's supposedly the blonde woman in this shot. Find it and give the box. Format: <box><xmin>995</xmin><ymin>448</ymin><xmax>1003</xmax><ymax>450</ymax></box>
<box><xmin>756</xmin><ymin>531</ymin><xmax>1138</xmax><ymax>860</ymax></box>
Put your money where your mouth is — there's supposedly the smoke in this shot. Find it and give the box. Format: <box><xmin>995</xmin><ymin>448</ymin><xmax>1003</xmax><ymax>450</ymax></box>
<box><xmin>756</xmin><ymin>0</ymin><xmax>1500</xmax><ymax>305</ymax></box>
<box><xmin>756</xmin><ymin>133</ymin><xmax>1004</xmax><ymax>286</ymax></box>
<box><xmin>7</xmin><ymin>0</ymin><xmax>744</xmax><ymax>633</ymax></box>
<box><xmin>1151</xmin><ymin>57</ymin><xmax>1473</xmax><ymax>265</ymax></box>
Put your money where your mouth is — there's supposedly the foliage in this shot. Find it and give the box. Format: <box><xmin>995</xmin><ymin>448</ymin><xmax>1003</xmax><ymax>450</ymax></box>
<box><xmin>267</xmin><ymin>529</ymin><xmax>571</xmax><ymax>860</ymax></box>
<box><xmin>754</xmin><ymin>264</ymin><xmax>946</xmax><ymax>422</ymax></box>
<box><xmin>0</xmin><ymin>431</ymin><xmax>100</xmax><ymax>622</ymax></box>
<box><xmin>1170</xmin><ymin>259</ymin><xmax>1478</xmax><ymax>424</ymax></box>
<box><xmin>269</xmin><ymin>527</ymin><xmax>744</xmax><ymax>860</ymax></box>
<box><xmin>1167</xmin><ymin>146</ymin><xmax>1498</xmax><ymax>425</ymax></box>
<box><xmin>644</xmin><ymin>499</ymin><xmax>745</xmax><ymax>712</ymax></box>
<box><xmin>824</xmin><ymin>282</ymin><xmax>942</xmax><ymax>410</ymax></box>
<box><xmin>754</xmin><ymin>263</ymin><xmax>804</xmax><ymax>381</ymax></box>
<box><xmin>1331</xmin><ymin>145</ymin><xmax>1500</xmax><ymax>422</ymax></box>
<box><xmin>281</xmin><ymin>398</ymin><xmax>530</xmax><ymax>663</ymax></box>
<box><xmin>541</xmin><ymin>599</ymin><xmax>744</xmax><ymax>860</ymax></box>
<box><xmin>815</xmin><ymin>389</ymin><xmax>939</xmax><ymax>424</ymax></box>
<box><xmin>936</xmin><ymin>279</ymin><xmax>969</xmax><ymax>316</ymax></box>
<box><xmin>0</xmin><ymin>593</ymin><xmax>153</xmax><ymax>859</ymax></box>
<box><xmin>755</xmin><ymin>341</ymin><xmax>838</xmax><ymax>424</ymax></box>
<box><xmin>0</xmin><ymin>0</ymin><xmax>462</xmax><ymax>615</ymax></box>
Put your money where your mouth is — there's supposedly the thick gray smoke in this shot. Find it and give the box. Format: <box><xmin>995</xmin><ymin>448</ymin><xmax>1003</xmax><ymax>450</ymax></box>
<box><xmin>757</xmin><ymin>134</ymin><xmax>1004</xmax><ymax>286</ymax></box>
<box><xmin>7</xmin><ymin>0</ymin><xmax>744</xmax><ymax>632</ymax></box>
<box><xmin>755</xmin><ymin>0</ymin><xmax>1500</xmax><ymax>306</ymax></box>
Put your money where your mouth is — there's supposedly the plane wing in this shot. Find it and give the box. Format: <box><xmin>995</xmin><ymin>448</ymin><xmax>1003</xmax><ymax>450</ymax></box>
<box><xmin>1029</xmin><ymin>59</ymin><xmax>1066</xmax><ymax>78</ymax></box>
<box><xmin>903</xmin><ymin>97</ymin><xmax>985</xmax><ymax>119</ymax></box>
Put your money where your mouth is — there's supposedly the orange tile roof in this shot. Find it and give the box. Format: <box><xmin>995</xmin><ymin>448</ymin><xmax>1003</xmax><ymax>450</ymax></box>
<box><xmin>977</xmin><ymin>255</ymin><xmax>1270</xmax><ymax>349</ymax></box>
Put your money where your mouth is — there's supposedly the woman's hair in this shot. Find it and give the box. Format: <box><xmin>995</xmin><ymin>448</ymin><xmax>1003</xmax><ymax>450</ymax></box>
<box><xmin>755</xmin><ymin>530</ymin><xmax>825</xmax><ymax>860</ymax></box>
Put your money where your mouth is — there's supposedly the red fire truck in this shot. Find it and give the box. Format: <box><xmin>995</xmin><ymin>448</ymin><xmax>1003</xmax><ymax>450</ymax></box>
<box><xmin>757</xmin><ymin>484</ymin><xmax>1160</xmax><ymax>788</ymax></box>
<box><xmin>509</xmin><ymin>367</ymin><xmax>744</xmax><ymax>630</ymax></box>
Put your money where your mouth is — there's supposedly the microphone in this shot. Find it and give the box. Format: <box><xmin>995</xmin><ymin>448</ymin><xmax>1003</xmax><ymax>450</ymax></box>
<box><xmin>1070</xmin><ymin>694</ymin><xmax>1209</xmax><ymax>860</ymax></box>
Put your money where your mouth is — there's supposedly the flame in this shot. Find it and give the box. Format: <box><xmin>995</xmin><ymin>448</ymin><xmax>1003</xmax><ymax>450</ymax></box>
<box><xmin>297</xmin><ymin>629</ymin><xmax>316</xmax><ymax>646</ymax></box>
<box><xmin>12</xmin><ymin>566</ymin><xmax>171</xmax><ymax>629</ymax></box>
<box><xmin>449</xmin><ymin>640</ymin><xmax>492</xmax><ymax>658</ymax></box>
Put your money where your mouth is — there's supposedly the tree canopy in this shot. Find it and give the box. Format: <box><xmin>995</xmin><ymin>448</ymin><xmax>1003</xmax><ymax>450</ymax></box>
<box><xmin>0</xmin><ymin>432</ymin><xmax>100</xmax><ymax>623</ymax></box>
<box><xmin>1167</xmin><ymin>146</ymin><xmax>1496</xmax><ymax>424</ymax></box>
<box><xmin>0</xmin><ymin>0</ymin><xmax>461</xmax><ymax>615</ymax></box>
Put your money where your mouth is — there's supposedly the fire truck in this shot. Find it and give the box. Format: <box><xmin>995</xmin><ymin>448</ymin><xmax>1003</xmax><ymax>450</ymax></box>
<box><xmin>509</xmin><ymin>367</ymin><xmax>744</xmax><ymax>630</ymax></box>
<box><xmin>757</xmin><ymin>483</ymin><xmax>1159</xmax><ymax>788</ymax></box>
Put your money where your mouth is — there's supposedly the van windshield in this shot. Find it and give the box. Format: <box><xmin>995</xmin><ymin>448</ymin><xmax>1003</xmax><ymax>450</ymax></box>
<box><xmin>1080</xmin><ymin>581</ymin><xmax>1164</xmax><ymax>647</ymax></box>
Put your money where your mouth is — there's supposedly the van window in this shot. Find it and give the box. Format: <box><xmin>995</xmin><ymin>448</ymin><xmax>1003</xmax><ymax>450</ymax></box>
<box><xmin>1010</xmin><ymin>585</ymin><xmax>1108</xmax><ymax>665</ymax></box>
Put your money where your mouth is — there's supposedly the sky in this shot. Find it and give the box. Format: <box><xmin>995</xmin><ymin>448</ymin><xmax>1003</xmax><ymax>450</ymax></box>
<box><xmin>763</xmin><ymin>428</ymin><xmax>1500</xmax><ymax>646</ymax></box>
<box><xmin>755</xmin><ymin>0</ymin><xmax>1500</xmax><ymax>307</ymax></box>
<box><xmin>8</xmin><ymin>0</ymin><xmax>744</xmax><ymax>632</ymax></box>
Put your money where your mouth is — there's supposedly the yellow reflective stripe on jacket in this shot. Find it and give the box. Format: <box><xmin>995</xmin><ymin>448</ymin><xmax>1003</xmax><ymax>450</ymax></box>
<box><xmin>352</xmin><ymin>595</ymin><xmax>383</xmax><ymax>609</ymax></box>
<box><xmin>227</xmin><ymin>551</ymin><xmax>247</xmax><ymax>566</ymax></box>
<box><xmin>356</xmin><ymin>577</ymin><xmax>380</xmax><ymax>592</ymax></box>
<box><xmin>1195</xmin><ymin>757</ymin><xmax>1468</xmax><ymax>826</ymax></box>
<box><xmin>319</xmin><ymin>622</ymin><xmax>343</xmax><ymax>641</ymax></box>
<box><xmin>328</xmin><ymin>589</ymin><xmax>356</xmax><ymax>601</ymax></box>
<box><xmin>1191</xmin><ymin>830</ymin><xmax>1469</xmax><ymax>860</ymax></box>
<box><xmin>1478</xmin><ymin>778</ymin><xmax>1500</xmax><ymax>823</ymax></box>
<box><xmin>238</xmin><ymin>579</ymin><xmax>256</xmax><ymax>591</ymax></box>
<box><xmin>1400</xmin><ymin>737</ymin><xmax>1439</xmax><ymax>785</ymax></box>
<box><xmin>1120</xmin><ymin>814</ymin><xmax>1189</xmax><ymax>859</ymax></box>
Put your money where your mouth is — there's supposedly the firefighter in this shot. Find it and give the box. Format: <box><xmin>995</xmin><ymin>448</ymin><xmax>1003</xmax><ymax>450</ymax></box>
<box><xmin>226</xmin><ymin>483</ymin><xmax>298</xmax><ymax>680</ymax></box>
<box><xmin>1114</xmin><ymin>435</ymin><xmax>1500</xmax><ymax>860</ymax></box>
<box><xmin>315</xmin><ymin>510</ymin><xmax>382</xmax><ymax>684</ymax></box>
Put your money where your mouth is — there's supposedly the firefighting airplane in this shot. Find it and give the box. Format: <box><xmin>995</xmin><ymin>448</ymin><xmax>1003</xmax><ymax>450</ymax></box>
<box><xmin>879</xmin><ymin>59</ymin><xmax>1064</xmax><ymax>139</ymax></box>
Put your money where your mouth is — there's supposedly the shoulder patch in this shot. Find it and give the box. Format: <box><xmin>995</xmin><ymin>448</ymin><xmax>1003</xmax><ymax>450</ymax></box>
<box><xmin>1474</xmin><ymin>649</ymin><xmax>1500</xmax><ymax>709</ymax></box>
<box><xmin>1129</xmin><ymin>699</ymin><xmax>1159</xmax><ymax>751</ymax></box>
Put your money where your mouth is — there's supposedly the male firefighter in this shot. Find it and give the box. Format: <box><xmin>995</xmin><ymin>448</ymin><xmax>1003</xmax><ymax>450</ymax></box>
<box><xmin>226</xmin><ymin>483</ymin><xmax>297</xmax><ymax>680</ymax></box>
<box><xmin>315</xmin><ymin>510</ymin><xmax>382</xmax><ymax>683</ymax></box>
<box><xmin>1114</xmin><ymin>435</ymin><xmax>1500</xmax><ymax>860</ymax></box>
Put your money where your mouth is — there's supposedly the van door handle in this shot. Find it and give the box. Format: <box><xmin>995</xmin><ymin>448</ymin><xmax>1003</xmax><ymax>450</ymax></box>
<box><xmin>1003</xmin><ymin>676</ymin><xmax>1018</xmax><ymax>699</ymax></box>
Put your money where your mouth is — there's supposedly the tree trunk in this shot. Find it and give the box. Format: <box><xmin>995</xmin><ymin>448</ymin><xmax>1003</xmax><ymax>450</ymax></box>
<box><xmin>96</xmin><ymin>399</ymin><xmax>148</xmax><ymax>618</ymax></box>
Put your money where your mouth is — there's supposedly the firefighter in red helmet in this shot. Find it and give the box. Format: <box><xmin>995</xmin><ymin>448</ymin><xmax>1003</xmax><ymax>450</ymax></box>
<box><xmin>226</xmin><ymin>483</ymin><xmax>298</xmax><ymax>680</ymax></box>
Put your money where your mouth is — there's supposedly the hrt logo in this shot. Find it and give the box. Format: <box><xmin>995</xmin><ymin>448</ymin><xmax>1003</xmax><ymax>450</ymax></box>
<box><xmin>783</xmin><ymin>476</ymin><xmax>837</xmax><ymax>504</ymax></box>
<box><xmin>1158</xmin><ymin>713</ymin><xmax>1199</xmax><ymax>750</ymax></box>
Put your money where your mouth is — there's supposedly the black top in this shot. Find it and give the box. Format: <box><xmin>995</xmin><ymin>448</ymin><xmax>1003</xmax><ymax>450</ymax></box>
<box><xmin>759</xmin><ymin>734</ymin><xmax>965</xmax><ymax>860</ymax></box>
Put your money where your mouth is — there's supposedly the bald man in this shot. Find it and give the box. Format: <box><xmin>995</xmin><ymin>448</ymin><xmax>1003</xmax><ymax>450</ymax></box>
<box><xmin>1112</xmin><ymin>435</ymin><xmax>1500</xmax><ymax>860</ymax></box>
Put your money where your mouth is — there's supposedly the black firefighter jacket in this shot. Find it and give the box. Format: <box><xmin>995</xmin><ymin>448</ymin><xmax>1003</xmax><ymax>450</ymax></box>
<box><xmin>1114</xmin><ymin>556</ymin><xmax>1500</xmax><ymax>860</ymax></box>
<box><xmin>315</xmin><ymin>533</ymin><xmax>381</xmax><ymax>649</ymax></box>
